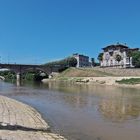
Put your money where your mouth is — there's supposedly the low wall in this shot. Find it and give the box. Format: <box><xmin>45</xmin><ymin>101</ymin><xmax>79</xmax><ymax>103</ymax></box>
<box><xmin>94</xmin><ymin>67</ymin><xmax>140</xmax><ymax>76</ymax></box>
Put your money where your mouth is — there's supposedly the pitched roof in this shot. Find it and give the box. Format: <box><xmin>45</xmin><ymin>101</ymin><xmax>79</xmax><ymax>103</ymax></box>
<box><xmin>102</xmin><ymin>44</ymin><xmax>128</xmax><ymax>50</ymax></box>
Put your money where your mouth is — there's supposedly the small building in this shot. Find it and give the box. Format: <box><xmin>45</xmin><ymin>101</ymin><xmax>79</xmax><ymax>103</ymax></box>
<box><xmin>73</xmin><ymin>53</ymin><xmax>90</xmax><ymax>67</ymax></box>
<box><xmin>100</xmin><ymin>44</ymin><xmax>139</xmax><ymax>68</ymax></box>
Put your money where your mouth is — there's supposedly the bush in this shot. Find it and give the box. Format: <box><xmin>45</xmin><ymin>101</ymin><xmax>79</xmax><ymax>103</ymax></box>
<box><xmin>132</xmin><ymin>51</ymin><xmax>140</xmax><ymax>68</ymax></box>
<box><xmin>97</xmin><ymin>53</ymin><xmax>103</xmax><ymax>61</ymax></box>
<box><xmin>0</xmin><ymin>71</ymin><xmax>16</xmax><ymax>80</ymax></box>
<box><xmin>116</xmin><ymin>78</ymin><xmax>140</xmax><ymax>85</ymax></box>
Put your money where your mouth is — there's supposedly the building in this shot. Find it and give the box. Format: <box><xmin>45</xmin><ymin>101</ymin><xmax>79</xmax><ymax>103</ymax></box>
<box><xmin>73</xmin><ymin>53</ymin><xmax>90</xmax><ymax>67</ymax></box>
<box><xmin>100</xmin><ymin>44</ymin><xmax>139</xmax><ymax>68</ymax></box>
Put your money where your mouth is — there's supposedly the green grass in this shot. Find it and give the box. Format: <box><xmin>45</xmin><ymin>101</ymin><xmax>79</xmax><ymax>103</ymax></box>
<box><xmin>57</xmin><ymin>77</ymin><xmax>69</xmax><ymax>81</ymax></box>
<box><xmin>116</xmin><ymin>78</ymin><xmax>140</xmax><ymax>85</ymax></box>
<box><xmin>57</xmin><ymin>77</ymin><xmax>83</xmax><ymax>81</ymax></box>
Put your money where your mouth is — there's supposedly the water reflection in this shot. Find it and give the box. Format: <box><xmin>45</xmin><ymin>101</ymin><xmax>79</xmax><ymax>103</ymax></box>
<box><xmin>41</xmin><ymin>81</ymin><xmax>140</xmax><ymax>122</ymax></box>
<box><xmin>1</xmin><ymin>81</ymin><xmax>140</xmax><ymax>140</ymax></box>
<box><xmin>99</xmin><ymin>99</ymin><xmax>140</xmax><ymax>122</ymax></box>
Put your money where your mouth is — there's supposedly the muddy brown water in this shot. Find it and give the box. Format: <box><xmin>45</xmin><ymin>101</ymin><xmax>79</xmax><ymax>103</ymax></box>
<box><xmin>0</xmin><ymin>81</ymin><xmax>140</xmax><ymax>140</ymax></box>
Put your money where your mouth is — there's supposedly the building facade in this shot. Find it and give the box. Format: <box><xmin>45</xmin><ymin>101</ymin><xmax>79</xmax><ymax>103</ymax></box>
<box><xmin>73</xmin><ymin>53</ymin><xmax>90</xmax><ymax>67</ymax></box>
<box><xmin>100</xmin><ymin>44</ymin><xmax>139</xmax><ymax>68</ymax></box>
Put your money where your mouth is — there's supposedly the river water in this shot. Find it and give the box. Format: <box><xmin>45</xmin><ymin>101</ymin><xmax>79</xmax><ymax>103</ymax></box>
<box><xmin>0</xmin><ymin>81</ymin><xmax>140</xmax><ymax>140</ymax></box>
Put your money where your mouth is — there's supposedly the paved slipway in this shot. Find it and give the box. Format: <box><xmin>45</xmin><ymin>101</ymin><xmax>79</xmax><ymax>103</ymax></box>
<box><xmin>0</xmin><ymin>95</ymin><xmax>67</xmax><ymax>140</ymax></box>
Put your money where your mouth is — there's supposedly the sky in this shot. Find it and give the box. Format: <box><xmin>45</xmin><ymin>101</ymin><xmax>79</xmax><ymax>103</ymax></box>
<box><xmin>0</xmin><ymin>0</ymin><xmax>140</xmax><ymax>64</ymax></box>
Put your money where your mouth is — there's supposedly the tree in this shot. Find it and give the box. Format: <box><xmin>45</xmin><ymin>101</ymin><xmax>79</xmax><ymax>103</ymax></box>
<box><xmin>91</xmin><ymin>58</ymin><xmax>95</xmax><ymax>66</ymax></box>
<box><xmin>66</xmin><ymin>57</ymin><xmax>77</xmax><ymax>67</ymax></box>
<box><xmin>131</xmin><ymin>51</ymin><xmax>140</xmax><ymax>68</ymax></box>
<box><xmin>127</xmin><ymin>50</ymin><xmax>133</xmax><ymax>58</ymax></box>
<box><xmin>115</xmin><ymin>54</ymin><xmax>122</xmax><ymax>63</ymax></box>
<box><xmin>44</xmin><ymin>57</ymin><xmax>77</xmax><ymax>68</ymax></box>
<box><xmin>97</xmin><ymin>53</ymin><xmax>103</xmax><ymax>62</ymax></box>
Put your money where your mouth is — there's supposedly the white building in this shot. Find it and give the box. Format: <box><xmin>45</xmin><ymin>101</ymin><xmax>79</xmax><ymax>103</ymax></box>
<box><xmin>73</xmin><ymin>53</ymin><xmax>90</xmax><ymax>67</ymax></box>
<box><xmin>100</xmin><ymin>44</ymin><xmax>139</xmax><ymax>68</ymax></box>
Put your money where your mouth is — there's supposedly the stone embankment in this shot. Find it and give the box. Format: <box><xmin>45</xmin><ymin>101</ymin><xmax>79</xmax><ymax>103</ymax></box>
<box><xmin>42</xmin><ymin>67</ymin><xmax>140</xmax><ymax>87</ymax></box>
<box><xmin>94</xmin><ymin>67</ymin><xmax>140</xmax><ymax>76</ymax></box>
<box><xmin>0</xmin><ymin>95</ymin><xmax>67</xmax><ymax>140</ymax></box>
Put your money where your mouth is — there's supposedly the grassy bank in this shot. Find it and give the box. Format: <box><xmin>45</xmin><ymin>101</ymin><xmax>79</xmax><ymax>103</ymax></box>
<box><xmin>116</xmin><ymin>78</ymin><xmax>140</xmax><ymax>85</ymax></box>
<box><xmin>57</xmin><ymin>67</ymin><xmax>114</xmax><ymax>78</ymax></box>
<box><xmin>50</xmin><ymin>68</ymin><xmax>140</xmax><ymax>87</ymax></box>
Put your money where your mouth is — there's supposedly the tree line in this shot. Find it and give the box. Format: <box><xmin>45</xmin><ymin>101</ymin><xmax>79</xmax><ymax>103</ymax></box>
<box><xmin>44</xmin><ymin>56</ymin><xmax>77</xmax><ymax>71</ymax></box>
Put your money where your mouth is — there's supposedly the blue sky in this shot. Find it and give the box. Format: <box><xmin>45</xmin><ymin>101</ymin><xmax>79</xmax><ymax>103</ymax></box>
<box><xmin>0</xmin><ymin>0</ymin><xmax>140</xmax><ymax>64</ymax></box>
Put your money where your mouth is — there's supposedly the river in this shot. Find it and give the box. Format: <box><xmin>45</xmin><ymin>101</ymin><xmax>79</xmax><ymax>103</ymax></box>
<box><xmin>0</xmin><ymin>81</ymin><xmax>140</xmax><ymax>140</ymax></box>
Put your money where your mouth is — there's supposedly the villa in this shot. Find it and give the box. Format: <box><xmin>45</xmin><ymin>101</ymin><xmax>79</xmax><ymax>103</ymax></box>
<box><xmin>73</xmin><ymin>53</ymin><xmax>90</xmax><ymax>67</ymax></box>
<box><xmin>100</xmin><ymin>44</ymin><xmax>139</xmax><ymax>68</ymax></box>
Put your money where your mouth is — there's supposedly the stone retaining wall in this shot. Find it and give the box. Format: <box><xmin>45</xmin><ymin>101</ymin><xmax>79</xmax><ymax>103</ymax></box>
<box><xmin>94</xmin><ymin>67</ymin><xmax>140</xmax><ymax>76</ymax></box>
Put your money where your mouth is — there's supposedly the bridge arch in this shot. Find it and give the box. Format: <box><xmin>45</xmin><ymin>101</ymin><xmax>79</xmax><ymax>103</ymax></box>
<box><xmin>0</xmin><ymin>64</ymin><xmax>52</xmax><ymax>85</ymax></box>
<box><xmin>22</xmin><ymin>67</ymin><xmax>50</xmax><ymax>75</ymax></box>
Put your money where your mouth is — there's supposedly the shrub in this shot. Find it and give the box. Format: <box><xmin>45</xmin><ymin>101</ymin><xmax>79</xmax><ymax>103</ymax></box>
<box><xmin>132</xmin><ymin>51</ymin><xmax>140</xmax><ymax>68</ymax></box>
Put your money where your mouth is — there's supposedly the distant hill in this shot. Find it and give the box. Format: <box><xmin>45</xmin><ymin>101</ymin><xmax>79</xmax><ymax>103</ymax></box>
<box><xmin>43</xmin><ymin>57</ymin><xmax>77</xmax><ymax>72</ymax></box>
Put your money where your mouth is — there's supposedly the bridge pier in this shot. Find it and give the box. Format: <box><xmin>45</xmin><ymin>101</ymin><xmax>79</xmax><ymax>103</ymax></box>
<box><xmin>16</xmin><ymin>72</ymin><xmax>21</xmax><ymax>86</ymax></box>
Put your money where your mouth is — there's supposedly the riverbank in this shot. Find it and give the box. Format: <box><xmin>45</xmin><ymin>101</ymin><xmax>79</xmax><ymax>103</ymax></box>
<box><xmin>55</xmin><ymin>67</ymin><xmax>140</xmax><ymax>77</ymax></box>
<box><xmin>0</xmin><ymin>95</ymin><xmax>67</xmax><ymax>140</ymax></box>
<box><xmin>42</xmin><ymin>76</ymin><xmax>140</xmax><ymax>89</ymax></box>
<box><xmin>42</xmin><ymin>67</ymin><xmax>140</xmax><ymax>88</ymax></box>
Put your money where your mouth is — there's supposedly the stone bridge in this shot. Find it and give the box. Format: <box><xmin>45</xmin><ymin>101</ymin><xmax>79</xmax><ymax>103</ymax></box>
<box><xmin>0</xmin><ymin>63</ymin><xmax>52</xmax><ymax>85</ymax></box>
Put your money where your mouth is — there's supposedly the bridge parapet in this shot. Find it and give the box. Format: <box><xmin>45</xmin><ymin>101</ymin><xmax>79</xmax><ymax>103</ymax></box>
<box><xmin>0</xmin><ymin>64</ymin><xmax>51</xmax><ymax>74</ymax></box>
